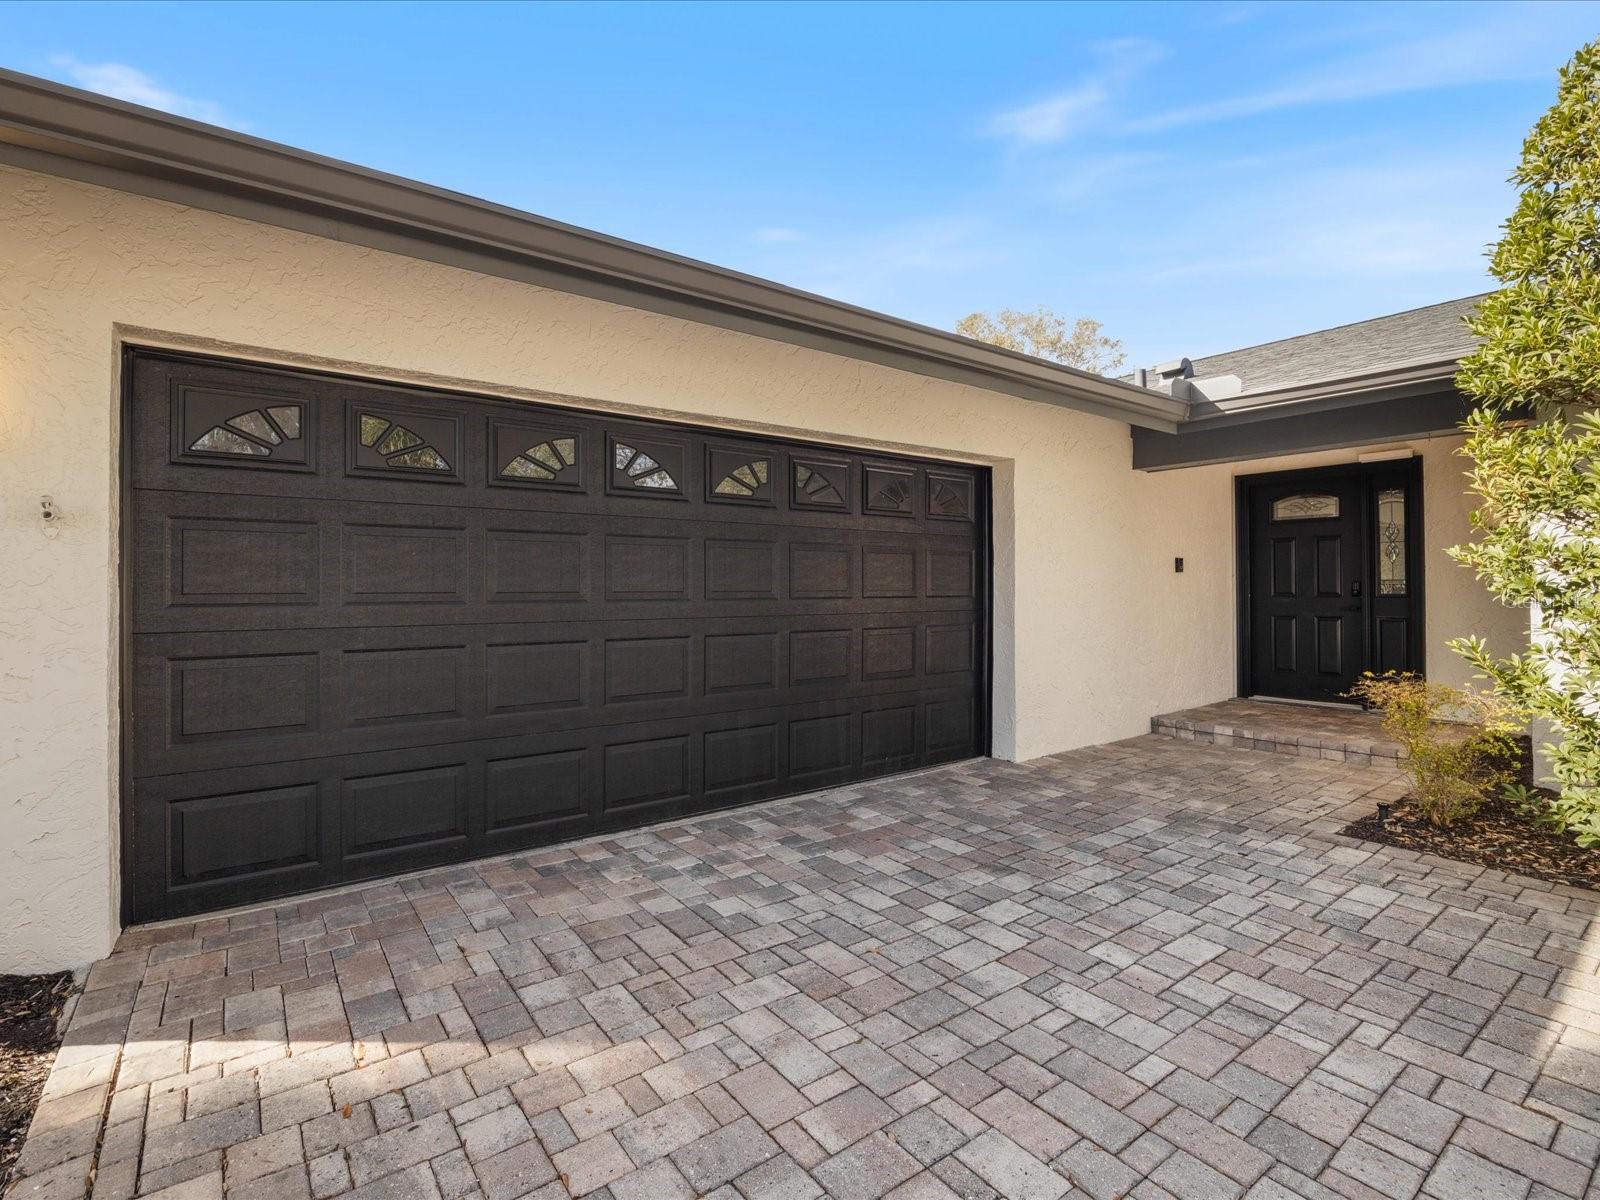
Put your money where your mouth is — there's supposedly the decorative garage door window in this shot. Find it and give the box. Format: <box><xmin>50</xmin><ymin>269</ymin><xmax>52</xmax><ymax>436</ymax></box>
<box><xmin>351</xmin><ymin>406</ymin><xmax>461</xmax><ymax>479</ymax></box>
<box><xmin>174</xmin><ymin>384</ymin><xmax>309</xmax><ymax>467</ymax></box>
<box><xmin>494</xmin><ymin>420</ymin><xmax>583</xmax><ymax>488</ymax></box>
<box><xmin>865</xmin><ymin>465</ymin><xmax>915</xmax><ymax>515</ymax></box>
<box><xmin>126</xmin><ymin>350</ymin><xmax>985</xmax><ymax>922</ymax></box>
<box><xmin>608</xmin><ymin>434</ymin><xmax>685</xmax><ymax>496</ymax></box>
<box><xmin>927</xmin><ymin>473</ymin><xmax>972</xmax><ymax>521</ymax></box>
<box><xmin>707</xmin><ymin>446</ymin><xmax>773</xmax><ymax>504</ymax></box>
<box><xmin>792</xmin><ymin>458</ymin><xmax>848</xmax><ymax>509</ymax></box>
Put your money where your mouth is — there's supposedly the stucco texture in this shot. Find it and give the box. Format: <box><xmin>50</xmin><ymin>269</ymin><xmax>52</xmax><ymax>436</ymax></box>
<box><xmin>0</xmin><ymin>163</ymin><xmax>1524</xmax><ymax>971</ymax></box>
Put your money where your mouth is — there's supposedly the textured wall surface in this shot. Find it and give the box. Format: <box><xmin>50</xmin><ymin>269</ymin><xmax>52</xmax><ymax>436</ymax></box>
<box><xmin>0</xmin><ymin>163</ymin><xmax>1523</xmax><ymax>971</ymax></box>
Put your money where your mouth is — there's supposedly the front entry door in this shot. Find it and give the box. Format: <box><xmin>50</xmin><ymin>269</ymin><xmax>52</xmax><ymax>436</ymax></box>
<box><xmin>1243</xmin><ymin>463</ymin><xmax>1420</xmax><ymax>703</ymax></box>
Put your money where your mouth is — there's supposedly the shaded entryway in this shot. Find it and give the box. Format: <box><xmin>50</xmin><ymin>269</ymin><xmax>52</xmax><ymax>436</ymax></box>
<box><xmin>1239</xmin><ymin>460</ymin><xmax>1423</xmax><ymax>703</ymax></box>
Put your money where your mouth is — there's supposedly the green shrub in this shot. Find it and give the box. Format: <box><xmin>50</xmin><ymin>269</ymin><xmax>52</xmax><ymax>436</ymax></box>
<box><xmin>1450</xmin><ymin>39</ymin><xmax>1600</xmax><ymax>845</ymax></box>
<box><xmin>1347</xmin><ymin>673</ymin><xmax>1521</xmax><ymax>828</ymax></box>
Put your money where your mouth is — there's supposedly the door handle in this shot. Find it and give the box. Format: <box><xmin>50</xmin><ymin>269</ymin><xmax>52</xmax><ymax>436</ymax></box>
<box><xmin>1351</xmin><ymin>579</ymin><xmax>1362</xmax><ymax>597</ymax></box>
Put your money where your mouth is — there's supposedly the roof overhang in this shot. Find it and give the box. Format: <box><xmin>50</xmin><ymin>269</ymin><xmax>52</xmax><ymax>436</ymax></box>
<box><xmin>1131</xmin><ymin>356</ymin><xmax>1483</xmax><ymax>470</ymax></box>
<box><xmin>0</xmin><ymin>68</ymin><xmax>1187</xmax><ymax>432</ymax></box>
<box><xmin>1184</xmin><ymin>354</ymin><xmax>1465</xmax><ymax>421</ymax></box>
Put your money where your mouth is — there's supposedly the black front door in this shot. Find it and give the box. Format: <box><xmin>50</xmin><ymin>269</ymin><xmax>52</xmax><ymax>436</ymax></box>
<box><xmin>1243</xmin><ymin>463</ymin><xmax>1421</xmax><ymax>702</ymax></box>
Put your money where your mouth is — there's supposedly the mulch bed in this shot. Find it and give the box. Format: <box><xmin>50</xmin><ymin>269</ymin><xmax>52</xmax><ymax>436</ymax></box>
<box><xmin>0</xmin><ymin>972</ymin><xmax>75</xmax><ymax>1188</ymax></box>
<box><xmin>1342</xmin><ymin>790</ymin><xmax>1600</xmax><ymax>890</ymax></box>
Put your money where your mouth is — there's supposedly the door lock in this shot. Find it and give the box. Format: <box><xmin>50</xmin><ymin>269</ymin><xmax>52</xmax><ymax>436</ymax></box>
<box><xmin>1351</xmin><ymin>579</ymin><xmax>1362</xmax><ymax>597</ymax></box>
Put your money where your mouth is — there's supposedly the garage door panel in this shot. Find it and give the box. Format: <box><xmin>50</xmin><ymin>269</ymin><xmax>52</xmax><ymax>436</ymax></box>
<box><xmin>789</xmin><ymin>628</ymin><xmax>854</xmax><ymax>687</ymax></box>
<box><xmin>703</xmin><ymin>723</ymin><xmax>780</xmax><ymax>795</ymax></box>
<box><xmin>926</xmin><ymin>624</ymin><xmax>976</xmax><ymax>676</ymax></box>
<box><xmin>135</xmin><ymin>492</ymin><xmax>976</xmax><ymax>632</ymax></box>
<box><xmin>342</xmin><ymin>764</ymin><xmax>470</xmax><ymax>860</ymax></box>
<box><xmin>484</xmin><ymin>748</ymin><xmax>589</xmax><ymax>833</ymax></box>
<box><xmin>485</xmin><ymin>529</ymin><xmax>590</xmax><ymax>603</ymax></box>
<box><xmin>704</xmin><ymin>632</ymin><xmax>780</xmax><ymax>696</ymax></box>
<box><xmin>603</xmin><ymin>734</ymin><xmax>692</xmax><ymax>815</ymax></box>
<box><xmin>705</xmin><ymin>538</ymin><xmax>780</xmax><ymax>599</ymax></box>
<box><xmin>862</xmin><ymin>704</ymin><xmax>919</xmax><ymax>770</ymax></box>
<box><xmin>927</xmin><ymin>547</ymin><xmax>977</xmax><ymax>598</ymax></box>
<box><xmin>132</xmin><ymin>612</ymin><xmax>976</xmax><ymax>774</ymax></box>
<box><xmin>342</xmin><ymin>644</ymin><xmax>472</xmax><ymax>728</ymax></box>
<box><xmin>862</xmin><ymin>546</ymin><xmax>917</xmax><ymax>598</ymax></box>
<box><xmin>485</xmin><ymin>640</ymin><xmax>588</xmax><ymax>714</ymax></box>
<box><xmin>167</xmin><ymin>651</ymin><xmax>321</xmax><ymax>744</ymax></box>
<box><xmin>604</xmin><ymin>535</ymin><xmax>691</xmax><ymax>601</ymax></box>
<box><xmin>788</xmin><ymin>712</ymin><xmax>855</xmax><ymax>785</ymax></box>
<box><xmin>926</xmin><ymin>695</ymin><xmax>977</xmax><ymax>758</ymax></box>
<box><xmin>130</xmin><ymin>684</ymin><xmax>976</xmax><ymax>916</ymax></box>
<box><xmin>127</xmin><ymin>350</ymin><xmax>986</xmax><ymax>920</ymax></box>
<box><xmin>862</xmin><ymin>627</ymin><xmax>917</xmax><ymax>680</ymax></box>
<box><xmin>342</xmin><ymin>524</ymin><xmax>471</xmax><ymax>605</ymax></box>
<box><xmin>132</xmin><ymin>772</ymin><xmax>340</xmax><ymax>916</ymax></box>
<box><xmin>171</xmin><ymin>783</ymin><xmax>323</xmax><ymax>887</ymax></box>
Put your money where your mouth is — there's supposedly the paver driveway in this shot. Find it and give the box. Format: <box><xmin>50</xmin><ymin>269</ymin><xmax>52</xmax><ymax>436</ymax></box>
<box><xmin>11</xmin><ymin>734</ymin><xmax>1600</xmax><ymax>1200</ymax></box>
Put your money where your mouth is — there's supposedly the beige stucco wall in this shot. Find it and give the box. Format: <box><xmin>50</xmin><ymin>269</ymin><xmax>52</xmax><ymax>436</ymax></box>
<box><xmin>0</xmin><ymin>163</ymin><xmax>1524</xmax><ymax>971</ymax></box>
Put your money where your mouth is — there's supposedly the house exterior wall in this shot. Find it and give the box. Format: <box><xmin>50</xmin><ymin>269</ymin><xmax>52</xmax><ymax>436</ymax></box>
<box><xmin>0</xmin><ymin>164</ymin><xmax>1523</xmax><ymax>971</ymax></box>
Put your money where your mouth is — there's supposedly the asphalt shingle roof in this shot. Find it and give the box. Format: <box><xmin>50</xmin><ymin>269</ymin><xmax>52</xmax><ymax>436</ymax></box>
<box><xmin>1180</xmin><ymin>294</ymin><xmax>1486</xmax><ymax>394</ymax></box>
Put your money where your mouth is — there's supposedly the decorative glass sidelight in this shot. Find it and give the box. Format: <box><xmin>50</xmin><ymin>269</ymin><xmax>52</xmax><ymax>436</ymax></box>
<box><xmin>1377</xmin><ymin>488</ymin><xmax>1406</xmax><ymax>595</ymax></box>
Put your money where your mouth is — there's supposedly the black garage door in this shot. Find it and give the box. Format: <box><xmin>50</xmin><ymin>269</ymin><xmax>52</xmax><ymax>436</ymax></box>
<box><xmin>123</xmin><ymin>350</ymin><xmax>988</xmax><ymax>921</ymax></box>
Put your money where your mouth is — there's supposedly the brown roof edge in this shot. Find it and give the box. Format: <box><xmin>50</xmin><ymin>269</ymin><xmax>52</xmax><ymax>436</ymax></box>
<box><xmin>0</xmin><ymin>68</ymin><xmax>1187</xmax><ymax>432</ymax></box>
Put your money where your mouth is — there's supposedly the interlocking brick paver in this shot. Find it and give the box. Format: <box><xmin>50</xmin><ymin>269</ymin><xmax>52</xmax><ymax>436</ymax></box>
<box><xmin>954</xmin><ymin>1128</ymin><xmax>1070</xmax><ymax>1200</ymax></box>
<box><xmin>671</xmin><ymin>1115</ymin><xmax>780</xmax><ymax>1192</ymax></box>
<box><xmin>346</xmin><ymin>1112</ymin><xmax>459</xmax><ymax>1186</ymax></box>
<box><xmin>813</xmin><ymin>1131</ymin><xmax>923</xmax><ymax>1200</ymax></box>
<box><xmin>14</xmin><ymin>735</ymin><xmax>1600</xmax><ymax>1200</ymax></box>
<box><xmin>550</xmin><ymin>1130</ymin><xmax>632</xmax><ymax>1196</ymax></box>
<box><xmin>616</xmin><ymin>1095</ymin><xmax>719</xmax><ymax>1165</ymax></box>
<box><xmin>797</xmin><ymin>1085</ymin><xmax>898</xmax><ymax>1153</ymax></box>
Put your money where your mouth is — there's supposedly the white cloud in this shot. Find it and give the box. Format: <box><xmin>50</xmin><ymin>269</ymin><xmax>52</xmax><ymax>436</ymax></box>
<box><xmin>985</xmin><ymin>37</ymin><xmax>1167</xmax><ymax>147</ymax></box>
<box><xmin>1139</xmin><ymin>155</ymin><xmax>1507</xmax><ymax>286</ymax></box>
<box><xmin>986</xmin><ymin>83</ymin><xmax>1109</xmax><ymax>145</ymax></box>
<box><xmin>48</xmin><ymin>56</ymin><xmax>239</xmax><ymax>127</ymax></box>
<box><xmin>752</xmin><ymin>227</ymin><xmax>806</xmax><ymax>245</ymax></box>
<box><xmin>1129</xmin><ymin>10</ymin><xmax>1582</xmax><ymax>133</ymax></box>
<box><xmin>775</xmin><ymin>215</ymin><xmax>1001</xmax><ymax>312</ymax></box>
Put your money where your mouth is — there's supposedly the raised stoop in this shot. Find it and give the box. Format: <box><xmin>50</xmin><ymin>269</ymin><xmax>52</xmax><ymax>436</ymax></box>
<box><xmin>1151</xmin><ymin>698</ymin><xmax>1407</xmax><ymax>767</ymax></box>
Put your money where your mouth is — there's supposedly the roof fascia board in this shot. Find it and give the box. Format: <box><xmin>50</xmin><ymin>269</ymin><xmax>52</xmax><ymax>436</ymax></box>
<box><xmin>1186</xmin><ymin>356</ymin><xmax>1464</xmax><ymax>420</ymax></box>
<box><xmin>1180</xmin><ymin>373</ymin><xmax>1464</xmax><ymax>432</ymax></box>
<box><xmin>0</xmin><ymin>70</ymin><xmax>1186</xmax><ymax>431</ymax></box>
<box><xmin>1131</xmin><ymin>386</ymin><xmax>1476</xmax><ymax>471</ymax></box>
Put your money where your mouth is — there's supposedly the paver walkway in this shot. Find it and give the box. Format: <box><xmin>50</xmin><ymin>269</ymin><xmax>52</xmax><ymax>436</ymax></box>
<box><xmin>11</xmin><ymin>734</ymin><xmax>1600</xmax><ymax>1200</ymax></box>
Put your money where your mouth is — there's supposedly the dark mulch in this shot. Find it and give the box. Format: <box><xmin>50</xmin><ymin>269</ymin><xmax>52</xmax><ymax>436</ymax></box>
<box><xmin>0</xmin><ymin>972</ymin><xmax>75</xmax><ymax>1187</ymax></box>
<box><xmin>1342</xmin><ymin>789</ymin><xmax>1600</xmax><ymax>890</ymax></box>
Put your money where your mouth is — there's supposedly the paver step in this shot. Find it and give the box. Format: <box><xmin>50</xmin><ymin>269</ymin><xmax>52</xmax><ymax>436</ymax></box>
<box><xmin>1151</xmin><ymin>699</ymin><xmax>1407</xmax><ymax>767</ymax></box>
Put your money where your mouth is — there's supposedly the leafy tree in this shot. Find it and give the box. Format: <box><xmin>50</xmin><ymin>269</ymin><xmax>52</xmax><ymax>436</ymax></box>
<box><xmin>1449</xmin><ymin>39</ymin><xmax>1600</xmax><ymax>843</ymax></box>
<box><xmin>955</xmin><ymin>306</ymin><xmax>1126</xmax><ymax>375</ymax></box>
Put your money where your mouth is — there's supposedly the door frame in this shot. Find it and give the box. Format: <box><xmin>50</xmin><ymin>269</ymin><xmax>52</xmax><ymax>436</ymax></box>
<box><xmin>1234</xmin><ymin>457</ymin><xmax>1425</xmax><ymax>700</ymax></box>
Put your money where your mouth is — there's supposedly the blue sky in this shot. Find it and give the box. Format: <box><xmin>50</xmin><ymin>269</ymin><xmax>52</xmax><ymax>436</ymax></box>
<box><xmin>1</xmin><ymin>1</ymin><xmax>1594</xmax><ymax>369</ymax></box>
